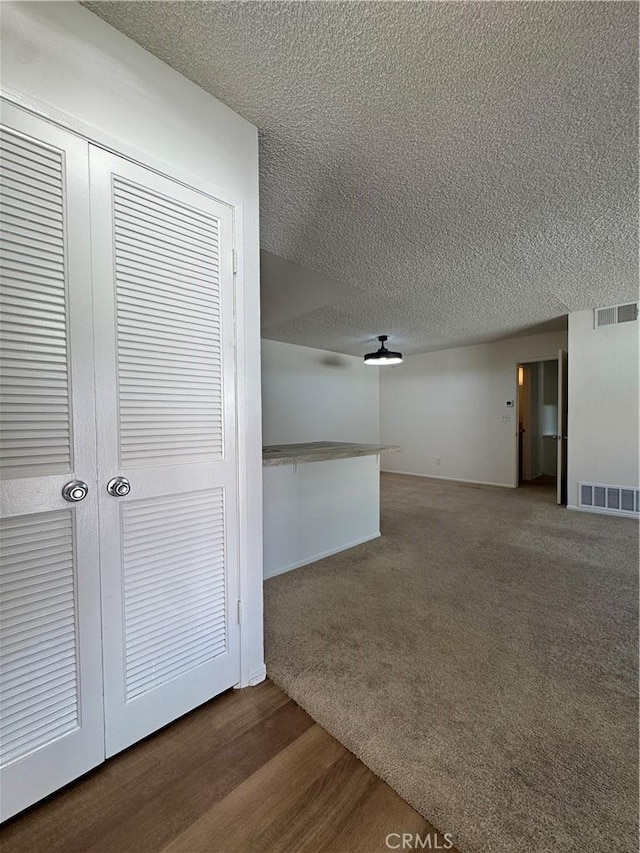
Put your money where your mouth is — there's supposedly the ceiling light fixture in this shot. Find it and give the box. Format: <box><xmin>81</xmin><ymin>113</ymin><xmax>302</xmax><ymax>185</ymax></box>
<box><xmin>364</xmin><ymin>335</ymin><xmax>403</xmax><ymax>366</ymax></box>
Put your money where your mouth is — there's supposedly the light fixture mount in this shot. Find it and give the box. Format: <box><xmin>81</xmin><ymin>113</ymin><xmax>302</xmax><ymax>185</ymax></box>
<box><xmin>364</xmin><ymin>334</ymin><xmax>403</xmax><ymax>366</ymax></box>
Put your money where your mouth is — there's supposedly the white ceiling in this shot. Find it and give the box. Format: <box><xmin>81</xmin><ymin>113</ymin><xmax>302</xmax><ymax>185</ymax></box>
<box><xmin>85</xmin><ymin>1</ymin><xmax>637</xmax><ymax>356</ymax></box>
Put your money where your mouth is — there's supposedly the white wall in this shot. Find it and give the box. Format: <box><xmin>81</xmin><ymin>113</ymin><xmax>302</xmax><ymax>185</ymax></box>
<box><xmin>261</xmin><ymin>339</ymin><xmax>379</xmax><ymax>445</ymax></box>
<box><xmin>379</xmin><ymin>331</ymin><xmax>568</xmax><ymax>487</ymax></box>
<box><xmin>261</xmin><ymin>339</ymin><xmax>380</xmax><ymax>577</ymax></box>
<box><xmin>263</xmin><ymin>457</ymin><xmax>381</xmax><ymax>578</ymax></box>
<box><xmin>1</xmin><ymin>1</ymin><xmax>264</xmax><ymax>686</ymax></box>
<box><xmin>567</xmin><ymin>309</ymin><xmax>639</xmax><ymax>509</ymax></box>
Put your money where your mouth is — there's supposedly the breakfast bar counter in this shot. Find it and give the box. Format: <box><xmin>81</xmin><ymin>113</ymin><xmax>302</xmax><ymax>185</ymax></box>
<box><xmin>262</xmin><ymin>442</ymin><xmax>400</xmax><ymax>579</ymax></box>
<box><xmin>262</xmin><ymin>441</ymin><xmax>400</xmax><ymax>467</ymax></box>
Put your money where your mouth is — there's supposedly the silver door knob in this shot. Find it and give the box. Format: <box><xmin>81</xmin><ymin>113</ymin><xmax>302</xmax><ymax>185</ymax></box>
<box><xmin>62</xmin><ymin>480</ymin><xmax>89</xmax><ymax>502</ymax></box>
<box><xmin>107</xmin><ymin>476</ymin><xmax>130</xmax><ymax>497</ymax></box>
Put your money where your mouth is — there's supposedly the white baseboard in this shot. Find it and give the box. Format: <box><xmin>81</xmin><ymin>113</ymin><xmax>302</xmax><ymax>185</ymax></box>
<box><xmin>381</xmin><ymin>469</ymin><xmax>516</xmax><ymax>489</ymax></box>
<box><xmin>248</xmin><ymin>664</ymin><xmax>267</xmax><ymax>686</ymax></box>
<box><xmin>235</xmin><ymin>663</ymin><xmax>267</xmax><ymax>689</ymax></box>
<box><xmin>567</xmin><ymin>504</ymin><xmax>639</xmax><ymax>520</ymax></box>
<box><xmin>263</xmin><ymin>532</ymin><xmax>381</xmax><ymax>580</ymax></box>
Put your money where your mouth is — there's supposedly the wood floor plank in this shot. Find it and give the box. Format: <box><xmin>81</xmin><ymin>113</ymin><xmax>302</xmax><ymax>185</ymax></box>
<box><xmin>322</xmin><ymin>776</ymin><xmax>457</xmax><ymax>853</ymax></box>
<box><xmin>1</xmin><ymin>681</ymin><xmax>452</xmax><ymax>853</ymax></box>
<box><xmin>162</xmin><ymin>724</ymin><xmax>346</xmax><ymax>853</ymax></box>
<box><xmin>0</xmin><ymin>683</ymin><xmax>310</xmax><ymax>853</ymax></box>
<box><xmin>85</xmin><ymin>700</ymin><xmax>313</xmax><ymax>853</ymax></box>
<box><xmin>263</xmin><ymin>751</ymin><xmax>377</xmax><ymax>853</ymax></box>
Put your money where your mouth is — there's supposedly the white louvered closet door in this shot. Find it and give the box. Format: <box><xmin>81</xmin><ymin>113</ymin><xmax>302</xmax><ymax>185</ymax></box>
<box><xmin>89</xmin><ymin>148</ymin><xmax>240</xmax><ymax>756</ymax></box>
<box><xmin>0</xmin><ymin>104</ymin><xmax>104</xmax><ymax>821</ymax></box>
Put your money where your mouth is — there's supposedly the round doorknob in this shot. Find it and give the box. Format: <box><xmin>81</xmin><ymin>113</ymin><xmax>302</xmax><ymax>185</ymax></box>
<box><xmin>62</xmin><ymin>480</ymin><xmax>89</xmax><ymax>502</ymax></box>
<box><xmin>107</xmin><ymin>476</ymin><xmax>130</xmax><ymax>497</ymax></box>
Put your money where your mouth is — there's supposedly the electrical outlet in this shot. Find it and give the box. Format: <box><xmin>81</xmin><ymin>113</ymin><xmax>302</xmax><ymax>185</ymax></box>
<box><xmin>501</xmin><ymin>414</ymin><xmax>511</xmax><ymax>422</ymax></box>
<box><xmin>436</xmin><ymin>456</ymin><xmax>441</xmax><ymax>465</ymax></box>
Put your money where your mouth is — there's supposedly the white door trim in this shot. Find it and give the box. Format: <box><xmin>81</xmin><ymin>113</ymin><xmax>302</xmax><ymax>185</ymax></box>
<box><xmin>514</xmin><ymin>353</ymin><xmax>562</xmax><ymax>490</ymax></box>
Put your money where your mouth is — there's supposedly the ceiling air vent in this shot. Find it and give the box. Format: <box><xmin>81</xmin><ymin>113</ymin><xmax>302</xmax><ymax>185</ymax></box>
<box><xmin>594</xmin><ymin>303</ymin><xmax>638</xmax><ymax>329</ymax></box>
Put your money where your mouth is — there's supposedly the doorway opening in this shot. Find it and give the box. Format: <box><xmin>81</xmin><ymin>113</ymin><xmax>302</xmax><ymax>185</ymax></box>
<box><xmin>517</xmin><ymin>359</ymin><xmax>559</xmax><ymax>491</ymax></box>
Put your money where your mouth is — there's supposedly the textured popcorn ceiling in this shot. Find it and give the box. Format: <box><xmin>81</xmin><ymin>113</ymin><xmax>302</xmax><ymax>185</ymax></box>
<box><xmin>86</xmin><ymin>1</ymin><xmax>638</xmax><ymax>355</ymax></box>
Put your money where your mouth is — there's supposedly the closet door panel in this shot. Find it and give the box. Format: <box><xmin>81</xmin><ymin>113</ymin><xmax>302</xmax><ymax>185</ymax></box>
<box><xmin>90</xmin><ymin>149</ymin><xmax>240</xmax><ymax>756</ymax></box>
<box><xmin>0</xmin><ymin>125</ymin><xmax>70</xmax><ymax>478</ymax></box>
<box><xmin>0</xmin><ymin>103</ymin><xmax>104</xmax><ymax>822</ymax></box>
<box><xmin>114</xmin><ymin>175</ymin><xmax>224</xmax><ymax>466</ymax></box>
<box><xmin>122</xmin><ymin>489</ymin><xmax>227</xmax><ymax>701</ymax></box>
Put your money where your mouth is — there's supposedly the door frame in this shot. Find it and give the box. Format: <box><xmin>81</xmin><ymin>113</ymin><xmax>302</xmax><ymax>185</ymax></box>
<box><xmin>518</xmin><ymin>363</ymin><xmax>534</xmax><ymax>483</ymax></box>
<box><xmin>514</xmin><ymin>354</ymin><xmax>563</xmax><ymax>498</ymax></box>
<box><xmin>557</xmin><ymin>348</ymin><xmax>568</xmax><ymax>506</ymax></box>
<box><xmin>1</xmin><ymin>93</ymin><xmax>265</xmax><ymax>690</ymax></box>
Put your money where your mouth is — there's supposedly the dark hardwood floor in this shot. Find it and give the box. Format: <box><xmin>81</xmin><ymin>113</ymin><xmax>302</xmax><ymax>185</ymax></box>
<box><xmin>0</xmin><ymin>679</ymin><xmax>457</xmax><ymax>853</ymax></box>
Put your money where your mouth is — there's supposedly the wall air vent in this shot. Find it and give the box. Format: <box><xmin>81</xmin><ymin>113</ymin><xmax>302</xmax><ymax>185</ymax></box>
<box><xmin>594</xmin><ymin>303</ymin><xmax>638</xmax><ymax>328</ymax></box>
<box><xmin>579</xmin><ymin>482</ymin><xmax>640</xmax><ymax>516</ymax></box>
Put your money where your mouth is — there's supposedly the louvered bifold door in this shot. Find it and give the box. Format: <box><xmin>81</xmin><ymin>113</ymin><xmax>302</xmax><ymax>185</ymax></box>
<box><xmin>0</xmin><ymin>103</ymin><xmax>104</xmax><ymax>820</ymax></box>
<box><xmin>89</xmin><ymin>148</ymin><xmax>240</xmax><ymax>756</ymax></box>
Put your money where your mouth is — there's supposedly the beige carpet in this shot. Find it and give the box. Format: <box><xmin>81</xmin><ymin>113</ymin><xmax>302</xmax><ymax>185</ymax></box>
<box><xmin>264</xmin><ymin>473</ymin><xmax>638</xmax><ymax>853</ymax></box>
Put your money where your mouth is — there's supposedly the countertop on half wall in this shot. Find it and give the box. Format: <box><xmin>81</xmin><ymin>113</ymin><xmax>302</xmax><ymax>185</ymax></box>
<box><xmin>262</xmin><ymin>441</ymin><xmax>400</xmax><ymax>467</ymax></box>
